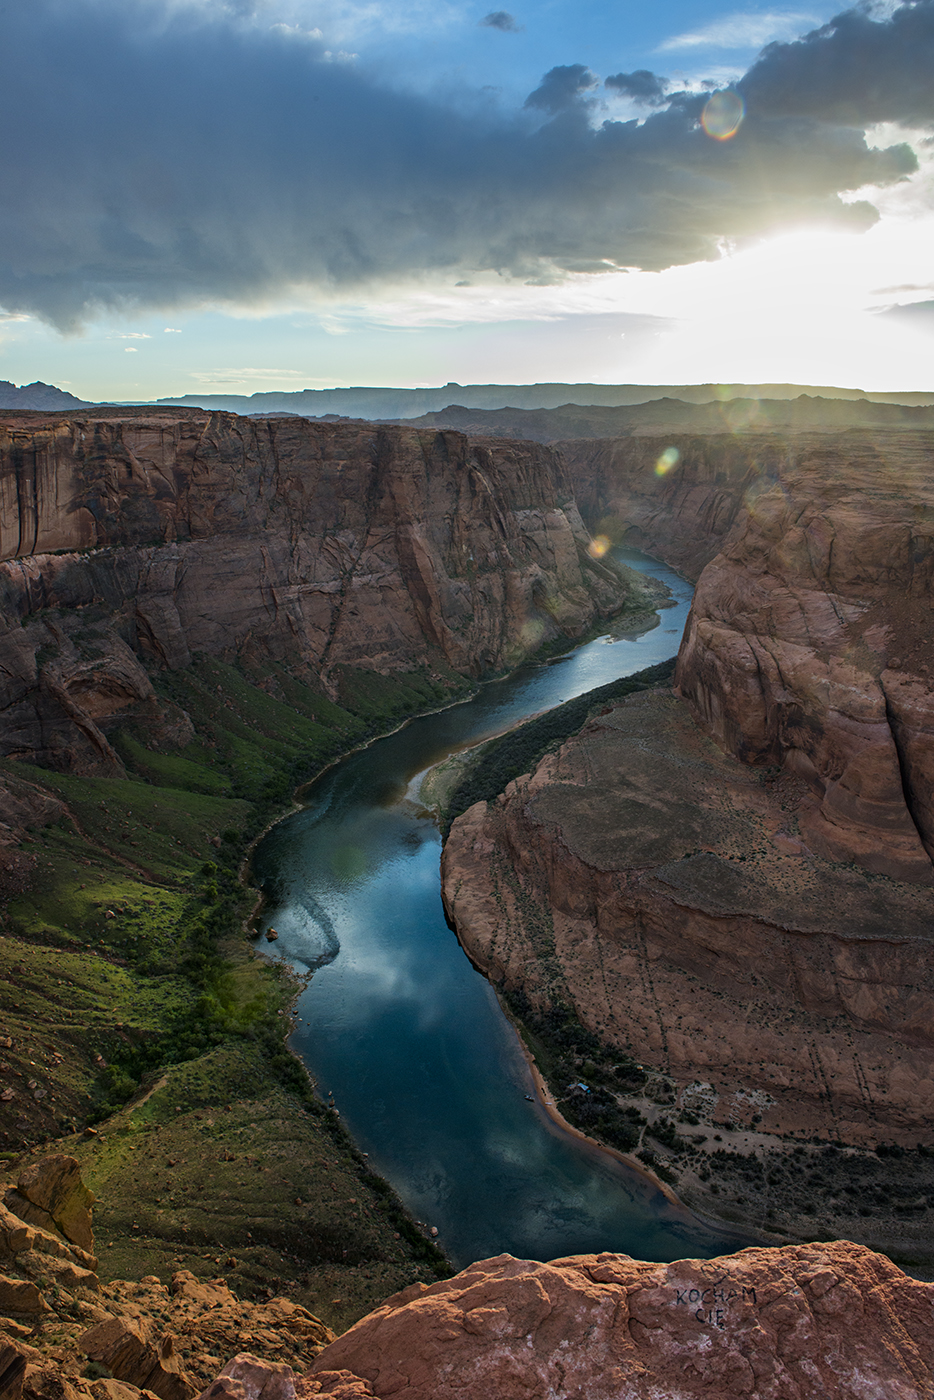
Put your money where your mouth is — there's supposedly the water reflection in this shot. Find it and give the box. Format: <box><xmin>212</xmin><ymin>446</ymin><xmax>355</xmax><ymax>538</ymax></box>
<box><xmin>252</xmin><ymin>552</ymin><xmax>749</xmax><ymax>1267</ymax></box>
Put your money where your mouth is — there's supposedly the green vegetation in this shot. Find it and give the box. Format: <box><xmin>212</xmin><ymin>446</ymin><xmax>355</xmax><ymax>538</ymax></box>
<box><xmin>441</xmin><ymin>658</ymin><xmax>676</xmax><ymax>836</ymax></box>
<box><xmin>504</xmin><ymin>988</ymin><xmax>648</xmax><ymax>1154</ymax></box>
<box><xmin>0</xmin><ymin>654</ymin><xmax>466</xmax><ymax>1318</ymax></box>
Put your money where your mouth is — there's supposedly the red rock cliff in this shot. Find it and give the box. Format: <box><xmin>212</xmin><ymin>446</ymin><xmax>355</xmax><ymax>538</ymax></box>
<box><xmin>675</xmin><ymin>433</ymin><xmax>934</xmax><ymax>882</ymax></box>
<box><xmin>558</xmin><ymin>431</ymin><xmax>781</xmax><ymax>578</ymax></box>
<box><xmin>560</xmin><ymin>429</ymin><xmax>934</xmax><ymax>879</ymax></box>
<box><xmin>442</xmin><ymin>689</ymin><xmax>934</xmax><ymax>1156</ymax></box>
<box><xmin>0</xmin><ymin>410</ymin><xmax>634</xmax><ymax>772</ymax></box>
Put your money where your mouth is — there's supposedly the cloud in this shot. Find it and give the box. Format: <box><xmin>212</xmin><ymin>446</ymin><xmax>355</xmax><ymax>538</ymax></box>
<box><xmin>658</xmin><ymin>10</ymin><xmax>818</xmax><ymax>52</ymax></box>
<box><xmin>880</xmin><ymin>297</ymin><xmax>934</xmax><ymax>324</ymax></box>
<box><xmin>0</xmin><ymin>0</ymin><xmax>926</xmax><ymax>329</ymax></box>
<box><xmin>479</xmin><ymin>10</ymin><xmax>521</xmax><ymax>32</ymax></box>
<box><xmin>524</xmin><ymin>63</ymin><xmax>599</xmax><ymax>113</ymax></box>
<box><xmin>741</xmin><ymin>0</ymin><xmax>934</xmax><ymax>126</ymax></box>
<box><xmin>190</xmin><ymin>366</ymin><xmax>314</xmax><ymax>383</ymax></box>
<box><xmin>604</xmin><ymin>70</ymin><xmax>669</xmax><ymax>106</ymax></box>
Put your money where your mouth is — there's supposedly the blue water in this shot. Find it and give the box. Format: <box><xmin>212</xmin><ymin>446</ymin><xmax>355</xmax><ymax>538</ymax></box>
<box><xmin>252</xmin><ymin>551</ymin><xmax>745</xmax><ymax>1267</ymax></box>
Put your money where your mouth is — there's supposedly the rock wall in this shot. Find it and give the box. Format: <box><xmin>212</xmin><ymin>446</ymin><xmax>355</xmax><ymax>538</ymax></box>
<box><xmin>442</xmin><ymin>690</ymin><xmax>934</xmax><ymax>1151</ymax></box>
<box><xmin>0</xmin><ymin>410</ymin><xmax>633</xmax><ymax>773</ymax></box>
<box><xmin>559</xmin><ymin>429</ymin><xmax>934</xmax><ymax>880</ymax></box>
<box><xmin>675</xmin><ymin>433</ymin><xmax>934</xmax><ymax>881</ymax></box>
<box><xmin>558</xmin><ymin>431</ymin><xmax>780</xmax><ymax>577</ymax></box>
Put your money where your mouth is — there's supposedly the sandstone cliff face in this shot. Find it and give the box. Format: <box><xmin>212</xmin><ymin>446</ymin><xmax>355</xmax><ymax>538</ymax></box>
<box><xmin>305</xmin><ymin>1242</ymin><xmax>934</xmax><ymax>1400</ymax></box>
<box><xmin>442</xmin><ymin>690</ymin><xmax>934</xmax><ymax>1153</ymax></box>
<box><xmin>674</xmin><ymin>434</ymin><xmax>934</xmax><ymax>882</ymax></box>
<box><xmin>0</xmin><ymin>411</ymin><xmax>632</xmax><ymax>773</ymax></box>
<box><xmin>560</xmin><ymin>430</ymin><xmax>934</xmax><ymax>879</ymax></box>
<box><xmin>559</xmin><ymin>431</ymin><xmax>779</xmax><ymax>578</ymax></box>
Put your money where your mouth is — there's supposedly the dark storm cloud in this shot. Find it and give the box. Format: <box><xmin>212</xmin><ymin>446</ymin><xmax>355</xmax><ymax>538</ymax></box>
<box><xmin>479</xmin><ymin>11</ymin><xmax>521</xmax><ymax>32</ymax></box>
<box><xmin>524</xmin><ymin>64</ymin><xmax>600</xmax><ymax>113</ymax></box>
<box><xmin>0</xmin><ymin>0</ymin><xmax>926</xmax><ymax>327</ymax></box>
<box><xmin>741</xmin><ymin>0</ymin><xmax>934</xmax><ymax>125</ymax></box>
<box><xmin>604</xmin><ymin>70</ymin><xmax>669</xmax><ymax>106</ymax></box>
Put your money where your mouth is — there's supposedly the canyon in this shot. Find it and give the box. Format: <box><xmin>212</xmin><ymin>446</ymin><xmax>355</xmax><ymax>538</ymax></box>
<box><xmin>442</xmin><ymin>427</ymin><xmax>934</xmax><ymax>1252</ymax></box>
<box><xmin>561</xmin><ymin>429</ymin><xmax>934</xmax><ymax>880</ymax></box>
<box><xmin>0</xmin><ymin>409</ymin><xmax>634</xmax><ymax>776</ymax></box>
<box><xmin>0</xmin><ymin>408</ymin><xmax>645</xmax><ymax>1340</ymax></box>
<box><xmin>4</xmin><ymin>407</ymin><xmax>934</xmax><ymax>1394</ymax></box>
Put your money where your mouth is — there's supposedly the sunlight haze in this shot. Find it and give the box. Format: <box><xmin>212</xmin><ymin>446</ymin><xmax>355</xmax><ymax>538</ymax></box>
<box><xmin>1</xmin><ymin>0</ymin><xmax>932</xmax><ymax>398</ymax></box>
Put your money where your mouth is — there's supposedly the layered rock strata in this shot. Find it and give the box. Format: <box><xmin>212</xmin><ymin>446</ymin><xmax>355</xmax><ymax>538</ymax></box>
<box><xmin>674</xmin><ymin>435</ymin><xmax>934</xmax><ymax>882</ymax></box>
<box><xmin>442</xmin><ymin>689</ymin><xmax>934</xmax><ymax>1153</ymax></box>
<box><xmin>560</xmin><ymin>430</ymin><xmax>934</xmax><ymax>878</ymax></box>
<box><xmin>0</xmin><ymin>410</ymin><xmax>634</xmax><ymax>774</ymax></box>
<box><xmin>559</xmin><ymin>431</ymin><xmax>783</xmax><ymax>577</ymax></box>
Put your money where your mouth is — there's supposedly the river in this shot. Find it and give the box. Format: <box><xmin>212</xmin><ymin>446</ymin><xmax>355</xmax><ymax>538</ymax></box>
<box><xmin>251</xmin><ymin>550</ymin><xmax>746</xmax><ymax>1268</ymax></box>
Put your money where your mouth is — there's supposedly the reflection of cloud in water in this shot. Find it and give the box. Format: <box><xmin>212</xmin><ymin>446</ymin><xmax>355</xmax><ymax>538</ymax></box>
<box><xmin>482</xmin><ymin>1121</ymin><xmax>638</xmax><ymax>1215</ymax></box>
<box><xmin>306</xmin><ymin>915</ymin><xmax>463</xmax><ymax>1034</ymax></box>
<box><xmin>253</xmin><ymin>550</ymin><xmax>724</xmax><ymax>1267</ymax></box>
<box><xmin>270</xmin><ymin>890</ymin><xmax>340</xmax><ymax>969</ymax></box>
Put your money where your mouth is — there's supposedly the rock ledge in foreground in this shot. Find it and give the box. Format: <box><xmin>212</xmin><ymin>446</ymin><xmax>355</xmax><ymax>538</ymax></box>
<box><xmin>302</xmin><ymin>1241</ymin><xmax>933</xmax><ymax>1399</ymax></box>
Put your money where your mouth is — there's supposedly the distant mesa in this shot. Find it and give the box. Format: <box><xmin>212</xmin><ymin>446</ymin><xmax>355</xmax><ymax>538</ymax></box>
<box><xmin>0</xmin><ymin>379</ymin><xmax>93</xmax><ymax>410</ymax></box>
<box><xmin>4</xmin><ymin>377</ymin><xmax>934</xmax><ymax>422</ymax></box>
<box><xmin>153</xmin><ymin>380</ymin><xmax>934</xmax><ymax>421</ymax></box>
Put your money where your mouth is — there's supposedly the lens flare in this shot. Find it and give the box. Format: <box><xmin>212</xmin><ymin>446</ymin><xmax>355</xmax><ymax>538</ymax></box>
<box><xmin>587</xmin><ymin>534</ymin><xmax>611</xmax><ymax>558</ymax></box>
<box><xmin>655</xmin><ymin>447</ymin><xmax>681</xmax><ymax>476</ymax></box>
<box><xmin>701</xmin><ymin>90</ymin><xmax>745</xmax><ymax>141</ymax></box>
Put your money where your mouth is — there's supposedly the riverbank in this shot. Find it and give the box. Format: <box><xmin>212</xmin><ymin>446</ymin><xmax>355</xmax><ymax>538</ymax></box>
<box><xmin>0</xmin><ymin>658</ymin><xmax>471</xmax><ymax>1329</ymax></box>
<box><xmin>440</xmin><ymin>679</ymin><xmax>934</xmax><ymax>1275</ymax></box>
<box><xmin>250</xmin><ymin>551</ymin><xmax>735</xmax><ymax>1269</ymax></box>
<box><xmin>1</xmin><ymin>610</ymin><xmax>669</xmax><ymax>1323</ymax></box>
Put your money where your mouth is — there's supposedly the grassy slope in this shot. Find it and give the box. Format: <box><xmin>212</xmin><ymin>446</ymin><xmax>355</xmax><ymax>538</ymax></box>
<box><xmin>0</xmin><ymin>656</ymin><xmax>466</xmax><ymax>1331</ymax></box>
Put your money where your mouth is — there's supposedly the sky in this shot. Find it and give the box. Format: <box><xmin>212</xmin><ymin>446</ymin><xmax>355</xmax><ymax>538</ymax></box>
<box><xmin>1</xmin><ymin>0</ymin><xmax>933</xmax><ymax>400</ymax></box>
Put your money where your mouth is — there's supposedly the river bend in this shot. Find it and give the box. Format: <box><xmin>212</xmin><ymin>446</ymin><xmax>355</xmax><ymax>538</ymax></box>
<box><xmin>252</xmin><ymin>551</ymin><xmax>744</xmax><ymax>1267</ymax></box>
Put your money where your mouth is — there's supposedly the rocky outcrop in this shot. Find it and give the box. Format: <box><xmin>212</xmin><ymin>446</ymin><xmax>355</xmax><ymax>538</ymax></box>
<box><xmin>0</xmin><ymin>1158</ymin><xmax>334</xmax><ymax>1399</ymax></box>
<box><xmin>302</xmin><ymin>1242</ymin><xmax>934</xmax><ymax>1400</ymax></box>
<box><xmin>674</xmin><ymin>433</ymin><xmax>934</xmax><ymax>881</ymax></box>
<box><xmin>0</xmin><ymin>410</ymin><xmax>636</xmax><ymax>773</ymax></box>
<box><xmin>8</xmin><ymin>1155</ymin><xmax>95</xmax><ymax>1253</ymax></box>
<box><xmin>442</xmin><ymin>690</ymin><xmax>934</xmax><ymax>1153</ymax></box>
<box><xmin>7</xmin><ymin>1159</ymin><xmax>934</xmax><ymax>1400</ymax></box>
<box><xmin>80</xmin><ymin>1315</ymin><xmax>193</xmax><ymax>1400</ymax></box>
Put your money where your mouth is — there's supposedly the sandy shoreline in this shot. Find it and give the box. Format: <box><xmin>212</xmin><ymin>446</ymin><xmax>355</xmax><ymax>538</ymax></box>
<box><xmin>507</xmin><ymin>1011</ymin><xmax>682</xmax><ymax>1206</ymax></box>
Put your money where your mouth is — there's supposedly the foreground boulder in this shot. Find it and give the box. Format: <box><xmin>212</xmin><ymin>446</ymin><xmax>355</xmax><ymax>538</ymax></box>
<box><xmin>6</xmin><ymin>1156</ymin><xmax>95</xmax><ymax>1254</ymax></box>
<box><xmin>304</xmin><ymin>1242</ymin><xmax>933</xmax><ymax>1399</ymax></box>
